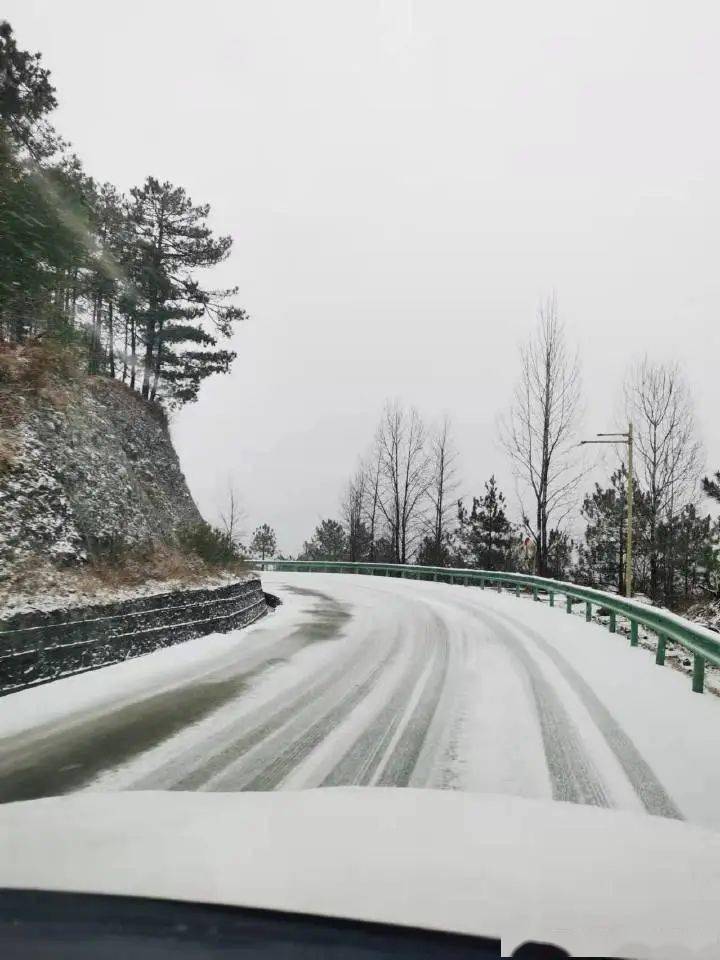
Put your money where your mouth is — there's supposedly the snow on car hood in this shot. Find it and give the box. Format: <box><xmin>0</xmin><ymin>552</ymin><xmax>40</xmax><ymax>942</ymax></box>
<box><xmin>0</xmin><ymin>788</ymin><xmax>718</xmax><ymax>959</ymax></box>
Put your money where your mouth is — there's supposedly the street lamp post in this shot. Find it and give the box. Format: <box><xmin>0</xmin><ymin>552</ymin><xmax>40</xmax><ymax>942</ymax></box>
<box><xmin>580</xmin><ymin>423</ymin><xmax>634</xmax><ymax>598</ymax></box>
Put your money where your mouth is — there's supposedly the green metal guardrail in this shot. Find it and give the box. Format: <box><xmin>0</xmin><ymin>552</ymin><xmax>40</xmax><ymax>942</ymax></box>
<box><xmin>250</xmin><ymin>559</ymin><xmax>720</xmax><ymax>694</ymax></box>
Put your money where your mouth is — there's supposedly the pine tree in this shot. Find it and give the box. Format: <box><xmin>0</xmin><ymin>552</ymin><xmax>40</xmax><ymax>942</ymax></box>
<box><xmin>456</xmin><ymin>476</ymin><xmax>515</xmax><ymax>570</ymax></box>
<box><xmin>86</xmin><ymin>181</ymin><xmax>127</xmax><ymax>375</ymax></box>
<box><xmin>0</xmin><ymin>144</ymin><xmax>91</xmax><ymax>342</ymax></box>
<box><xmin>0</xmin><ymin>21</ymin><xmax>68</xmax><ymax>340</ymax></box>
<box><xmin>125</xmin><ymin>177</ymin><xmax>246</xmax><ymax>404</ymax></box>
<box><xmin>670</xmin><ymin>505</ymin><xmax>715</xmax><ymax>601</ymax></box>
<box><xmin>703</xmin><ymin>471</ymin><xmax>720</xmax><ymax>504</ymax></box>
<box><xmin>578</xmin><ymin>468</ymin><xmax>627</xmax><ymax>592</ymax></box>
<box><xmin>416</xmin><ymin>530</ymin><xmax>454</xmax><ymax>567</ymax></box>
<box><xmin>547</xmin><ymin>528</ymin><xmax>573</xmax><ymax>579</ymax></box>
<box><xmin>0</xmin><ymin>20</ymin><xmax>58</xmax><ymax>156</ymax></box>
<box><xmin>1</xmin><ymin>25</ymin><xmax>103</xmax><ymax>347</ymax></box>
<box><xmin>578</xmin><ymin>467</ymin><xmax>656</xmax><ymax>594</ymax></box>
<box><xmin>300</xmin><ymin>519</ymin><xmax>348</xmax><ymax>561</ymax></box>
<box><xmin>1</xmin><ymin>22</ymin><xmax>247</xmax><ymax>411</ymax></box>
<box><xmin>250</xmin><ymin>524</ymin><xmax>277</xmax><ymax>560</ymax></box>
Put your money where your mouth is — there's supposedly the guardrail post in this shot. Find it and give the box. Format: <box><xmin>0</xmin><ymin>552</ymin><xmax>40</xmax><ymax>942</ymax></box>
<box><xmin>497</xmin><ymin>580</ymin><xmax>502</xmax><ymax>593</ymax></box>
<box><xmin>480</xmin><ymin>578</ymin><xmax>485</xmax><ymax>590</ymax></box>
<box><xmin>533</xmin><ymin>587</ymin><xmax>538</xmax><ymax>601</ymax></box>
<box><xmin>608</xmin><ymin>611</ymin><xmax>616</xmax><ymax>633</ymax></box>
<box><xmin>630</xmin><ymin>621</ymin><xmax>638</xmax><ymax>646</ymax></box>
<box><xmin>549</xmin><ymin>591</ymin><xmax>555</xmax><ymax>607</ymax></box>
<box><xmin>464</xmin><ymin>576</ymin><xmax>469</xmax><ymax>586</ymax></box>
<box><xmin>692</xmin><ymin>654</ymin><xmax>705</xmax><ymax>693</ymax></box>
<box><xmin>656</xmin><ymin>633</ymin><xmax>666</xmax><ymax>666</ymax></box>
<box><xmin>585</xmin><ymin>602</ymin><xmax>592</xmax><ymax>622</ymax></box>
<box><xmin>565</xmin><ymin>595</ymin><xmax>572</xmax><ymax>614</ymax></box>
<box><xmin>514</xmin><ymin>584</ymin><xmax>520</xmax><ymax>597</ymax></box>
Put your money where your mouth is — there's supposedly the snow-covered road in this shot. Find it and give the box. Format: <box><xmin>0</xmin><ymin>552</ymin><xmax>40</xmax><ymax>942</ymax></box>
<box><xmin>2</xmin><ymin>572</ymin><xmax>719</xmax><ymax>830</ymax></box>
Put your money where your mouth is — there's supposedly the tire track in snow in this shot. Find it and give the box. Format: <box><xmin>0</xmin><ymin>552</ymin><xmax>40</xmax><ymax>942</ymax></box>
<box><xmin>445</xmin><ymin>595</ymin><xmax>610</xmax><ymax>807</ymax></box>
<box><xmin>210</xmin><ymin>628</ymin><xmax>407</xmax><ymax>791</ymax></box>
<box><xmin>374</xmin><ymin>619</ymin><xmax>450</xmax><ymax>787</ymax></box>
<box><xmin>481</xmin><ymin>604</ymin><xmax>683</xmax><ymax>820</ymax></box>
<box><xmin>209</xmin><ymin>603</ymin><xmax>452</xmax><ymax>792</ymax></box>
<box><xmin>321</xmin><ymin>612</ymin><xmax>447</xmax><ymax>787</ymax></box>
<box><xmin>161</xmin><ymin>624</ymin><xmax>400</xmax><ymax>790</ymax></box>
<box><xmin>0</xmin><ymin>659</ymin><xmax>267</xmax><ymax>802</ymax></box>
<box><xmin>0</xmin><ymin>588</ymin><xmax>351</xmax><ymax>802</ymax></box>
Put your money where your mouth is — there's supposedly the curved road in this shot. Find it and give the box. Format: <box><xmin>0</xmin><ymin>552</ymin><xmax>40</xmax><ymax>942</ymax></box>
<box><xmin>1</xmin><ymin>573</ymin><xmax>719</xmax><ymax>830</ymax></box>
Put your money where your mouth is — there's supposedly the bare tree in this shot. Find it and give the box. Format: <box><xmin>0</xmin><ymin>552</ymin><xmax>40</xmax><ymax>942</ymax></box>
<box><xmin>361</xmin><ymin>448</ymin><xmax>384</xmax><ymax>562</ymax></box>
<box><xmin>341</xmin><ymin>466</ymin><xmax>369</xmax><ymax>561</ymax></box>
<box><xmin>422</xmin><ymin>415</ymin><xmax>460</xmax><ymax>565</ymax></box>
<box><xmin>501</xmin><ymin>294</ymin><xmax>583</xmax><ymax>575</ymax></box>
<box><xmin>624</xmin><ymin>358</ymin><xmax>703</xmax><ymax>603</ymax></box>
<box><xmin>375</xmin><ymin>400</ymin><xmax>430</xmax><ymax>563</ymax></box>
<box><xmin>218</xmin><ymin>479</ymin><xmax>247</xmax><ymax>552</ymax></box>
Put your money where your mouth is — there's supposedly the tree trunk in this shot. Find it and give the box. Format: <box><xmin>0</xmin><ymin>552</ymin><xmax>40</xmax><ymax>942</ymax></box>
<box><xmin>108</xmin><ymin>300</ymin><xmax>116</xmax><ymax>378</ymax></box>
<box><xmin>149</xmin><ymin>320</ymin><xmax>164</xmax><ymax>401</ymax></box>
<box><xmin>130</xmin><ymin>315</ymin><xmax>137</xmax><ymax>390</ymax></box>
<box><xmin>122</xmin><ymin>314</ymin><xmax>128</xmax><ymax>383</ymax></box>
<box><xmin>141</xmin><ymin>314</ymin><xmax>154</xmax><ymax>399</ymax></box>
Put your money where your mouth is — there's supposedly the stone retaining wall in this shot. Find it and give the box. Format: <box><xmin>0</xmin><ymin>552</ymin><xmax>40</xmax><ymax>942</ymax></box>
<box><xmin>0</xmin><ymin>578</ymin><xmax>267</xmax><ymax>696</ymax></box>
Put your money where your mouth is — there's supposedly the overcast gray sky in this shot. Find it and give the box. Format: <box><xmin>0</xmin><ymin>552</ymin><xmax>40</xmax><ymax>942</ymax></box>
<box><xmin>7</xmin><ymin>0</ymin><xmax>719</xmax><ymax>553</ymax></box>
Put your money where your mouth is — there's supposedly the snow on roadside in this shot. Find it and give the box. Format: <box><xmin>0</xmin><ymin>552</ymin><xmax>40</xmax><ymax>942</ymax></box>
<box><xmin>86</xmin><ymin>585</ymin><xmax>367</xmax><ymax>791</ymax></box>
<box><xmin>0</xmin><ymin>568</ymin><xmax>253</xmax><ymax>622</ymax></box>
<box><xmin>527</xmin><ymin>590</ymin><xmax>720</xmax><ymax>697</ymax></box>
<box><xmin>0</xmin><ymin>584</ymin><xmax>297</xmax><ymax>740</ymax></box>
<box><xmin>451</xmin><ymin>582</ymin><xmax>720</xmax><ymax>831</ymax></box>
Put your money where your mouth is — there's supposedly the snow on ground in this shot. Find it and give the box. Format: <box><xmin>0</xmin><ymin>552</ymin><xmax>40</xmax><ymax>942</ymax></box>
<box><xmin>553</xmin><ymin>591</ymin><xmax>720</xmax><ymax>697</ymax></box>
<box><xmin>0</xmin><ymin>567</ymin><xmax>250</xmax><ymax>621</ymax></box>
<box><xmin>85</xmin><ymin>582</ymin><xmax>392</xmax><ymax>792</ymax></box>
<box><xmin>2</xmin><ymin>571</ymin><xmax>720</xmax><ymax>836</ymax></box>
<box><xmin>0</xmin><ymin>582</ymin><xmax>302</xmax><ymax>739</ymax></box>
<box><xmin>451</xmin><ymin>580</ymin><xmax>720</xmax><ymax>828</ymax></box>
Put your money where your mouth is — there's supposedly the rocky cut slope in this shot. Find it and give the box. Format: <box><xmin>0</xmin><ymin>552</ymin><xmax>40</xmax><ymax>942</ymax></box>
<box><xmin>0</xmin><ymin>343</ymin><xmax>202</xmax><ymax>574</ymax></box>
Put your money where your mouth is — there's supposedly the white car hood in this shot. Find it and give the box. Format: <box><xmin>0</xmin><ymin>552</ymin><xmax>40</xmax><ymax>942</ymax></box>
<box><xmin>0</xmin><ymin>788</ymin><xmax>718</xmax><ymax>959</ymax></box>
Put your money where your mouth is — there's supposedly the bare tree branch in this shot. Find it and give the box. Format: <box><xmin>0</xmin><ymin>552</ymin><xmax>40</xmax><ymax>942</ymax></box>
<box><xmin>499</xmin><ymin>294</ymin><xmax>583</xmax><ymax>574</ymax></box>
<box><xmin>374</xmin><ymin>400</ymin><xmax>432</xmax><ymax>563</ymax></box>
<box><xmin>624</xmin><ymin>357</ymin><xmax>704</xmax><ymax>602</ymax></box>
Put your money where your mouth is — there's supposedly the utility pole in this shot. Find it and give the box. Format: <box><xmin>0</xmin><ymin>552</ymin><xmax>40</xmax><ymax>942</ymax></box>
<box><xmin>626</xmin><ymin>422</ymin><xmax>633</xmax><ymax>599</ymax></box>
<box><xmin>580</xmin><ymin>423</ymin><xmax>634</xmax><ymax>597</ymax></box>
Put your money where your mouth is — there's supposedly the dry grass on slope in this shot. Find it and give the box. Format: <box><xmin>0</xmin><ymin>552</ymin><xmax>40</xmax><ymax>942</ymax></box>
<box><xmin>0</xmin><ymin>544</ymin><xmax>250</xmax><ymax>619</ymax></box>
